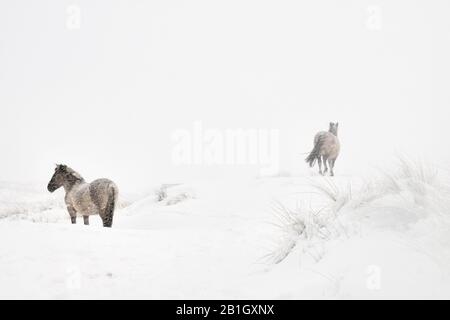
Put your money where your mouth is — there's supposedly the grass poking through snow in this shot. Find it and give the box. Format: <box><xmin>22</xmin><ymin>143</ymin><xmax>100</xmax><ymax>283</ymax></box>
<box><xmin>268</xmin><ymin>158</ymin><xmax>450</xmax><ymax>265</ymax></box>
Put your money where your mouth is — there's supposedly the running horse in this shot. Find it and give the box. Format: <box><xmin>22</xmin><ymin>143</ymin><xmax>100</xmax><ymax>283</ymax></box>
<box><xmin>305</xmin><ymin>122</ymin><xmax>340</xmax><ymax>176</ymax></box>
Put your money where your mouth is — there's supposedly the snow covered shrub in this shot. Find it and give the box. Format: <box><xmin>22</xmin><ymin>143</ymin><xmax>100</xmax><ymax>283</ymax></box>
<box><xmin>166</xmin><ymin>192</ymin><xmax>193</xmax><ymax>206</ymax></box>
<box><xmin>310</xmin><ymin>177</ymin><xmax>352</xmax><ymax>214</ymax></box>
<box><xmin>155</xmin><ymin>184</ymin><xmax>195</xmax><ymax>206</ymax></box>
<box><xmin>0</xmin><ymin>182</ymin><xmax>67</xmax><ymax>223</ymax></box>
<box><xmin>267</xmin><ymin>199</ymin><xmax>343</xmax><ymax>264</ymax></box>
<box><xmin>266</xmin><ymin>202</ymin><xmax>306</xmax><ymax>264</ymax></box>
<box><xmin>155</xmin><ymin>185</ymin><xmax>168</xmax><ymax>202</ymax></box>
<box><xmin>268</xmin><ymin>158</ymin><xmax>450</xmax><ymax>264</ymax></box>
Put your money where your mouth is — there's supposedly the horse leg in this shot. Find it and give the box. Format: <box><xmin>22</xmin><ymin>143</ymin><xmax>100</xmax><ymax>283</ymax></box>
<box><xmin>102</xmin><ymin>215</ymin><xmax>113</xmax><ymax>228</ymax></box>
<box><xmin>330</xmin><ymin>159</ymin><xmax>336</xmax><ymax>176</ymax></box>
<box><xmin>67</xmin><ymin>206</ymin><xmax>77</xmax><ymax>224</ymax></box>
<box><xmin>101</xmin><ymin>205</ymin><xmax>114</xmax><ymax>228</ymax></box>
<box><xmin>317</xmin><ymin>156</ymin><xmax>323</xmax><ymax>175</ymax></box>
<box><xmin>101</xmin><ymin>186</ymin><xmax>116</xmax><ymax>228</ymax></box>
<box><xmin>323</xmin><ymin>157</ymin><xmax>329</xmax><ymax>175</ymax></box>
<box><xmin>83</xmin><ymin>215</ymin><xmax>89</xmax><ymax>225</ymax></box>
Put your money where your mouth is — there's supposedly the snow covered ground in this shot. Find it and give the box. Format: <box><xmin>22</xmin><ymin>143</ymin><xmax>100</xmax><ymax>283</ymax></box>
<box><xmin>1</xmin><ymin>161</ymin><xmax>450</xmax><ymax>299</ymax></box>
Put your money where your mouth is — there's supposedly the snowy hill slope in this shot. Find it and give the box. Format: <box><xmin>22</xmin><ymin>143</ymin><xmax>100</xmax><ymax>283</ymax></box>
<box><xmin>1</xmin><ymin>162</ymin><xmax>450</xmax><ymax>299</ymax></box>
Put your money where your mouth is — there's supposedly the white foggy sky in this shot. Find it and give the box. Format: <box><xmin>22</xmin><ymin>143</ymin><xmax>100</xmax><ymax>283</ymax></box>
<box><xmin>1</xmin><ymin>1</ymin><xmax>449</xmax><ymax>192</ymax></box>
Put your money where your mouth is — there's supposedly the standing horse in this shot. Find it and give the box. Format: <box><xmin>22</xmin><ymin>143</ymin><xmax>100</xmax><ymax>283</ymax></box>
<box><xmin>47</xmin><ymin>164</ymin><xmax>118</xmax><ymax>227</ymax></box>
<box><xmin>305</xmin><ymin>122</ymin><xmax>340</xmax><ymax>176</ymax></box>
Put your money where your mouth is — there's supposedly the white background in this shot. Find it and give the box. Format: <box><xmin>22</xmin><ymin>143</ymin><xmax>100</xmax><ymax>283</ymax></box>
<box><xmin>1</xmin><ymin>1</ymin><xmax>449</xmax><ymax>191</ymax></box>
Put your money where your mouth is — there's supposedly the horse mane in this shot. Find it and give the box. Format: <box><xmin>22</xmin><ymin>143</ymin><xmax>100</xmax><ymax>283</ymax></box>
<box><xmin>66</xmin><ymin>167</ymin><xmax>85</xmax><ymax>183</ymax></box>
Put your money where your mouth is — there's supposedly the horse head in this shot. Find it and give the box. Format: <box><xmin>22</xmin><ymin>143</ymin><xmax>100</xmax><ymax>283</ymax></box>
<box><xmin>47</xmin><ymin>164</ymin><xmax>83</xmax><ymax>192</ymax></box>
<box><xmin>329</xmin><ymin>122</ymin><xmax>339</xmax><ymax>136</ymax></box>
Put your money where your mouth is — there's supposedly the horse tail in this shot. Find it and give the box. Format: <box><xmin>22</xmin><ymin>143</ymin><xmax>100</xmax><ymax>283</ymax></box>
<box><xmin>103</xmin><ymin>183</ymin><xmax>118</xmax><ymax>228</ymax></box>
<box><xmin>305</xmin><ymin>136</ymin><xmax>324</xmax><ymax>167</ymax></box>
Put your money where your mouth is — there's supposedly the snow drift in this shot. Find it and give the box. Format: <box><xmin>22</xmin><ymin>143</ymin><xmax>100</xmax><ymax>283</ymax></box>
<box><xmin>1</xmin><ymin>160</ymin><xmax>450</xmax><ymax>299</ymax></box>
